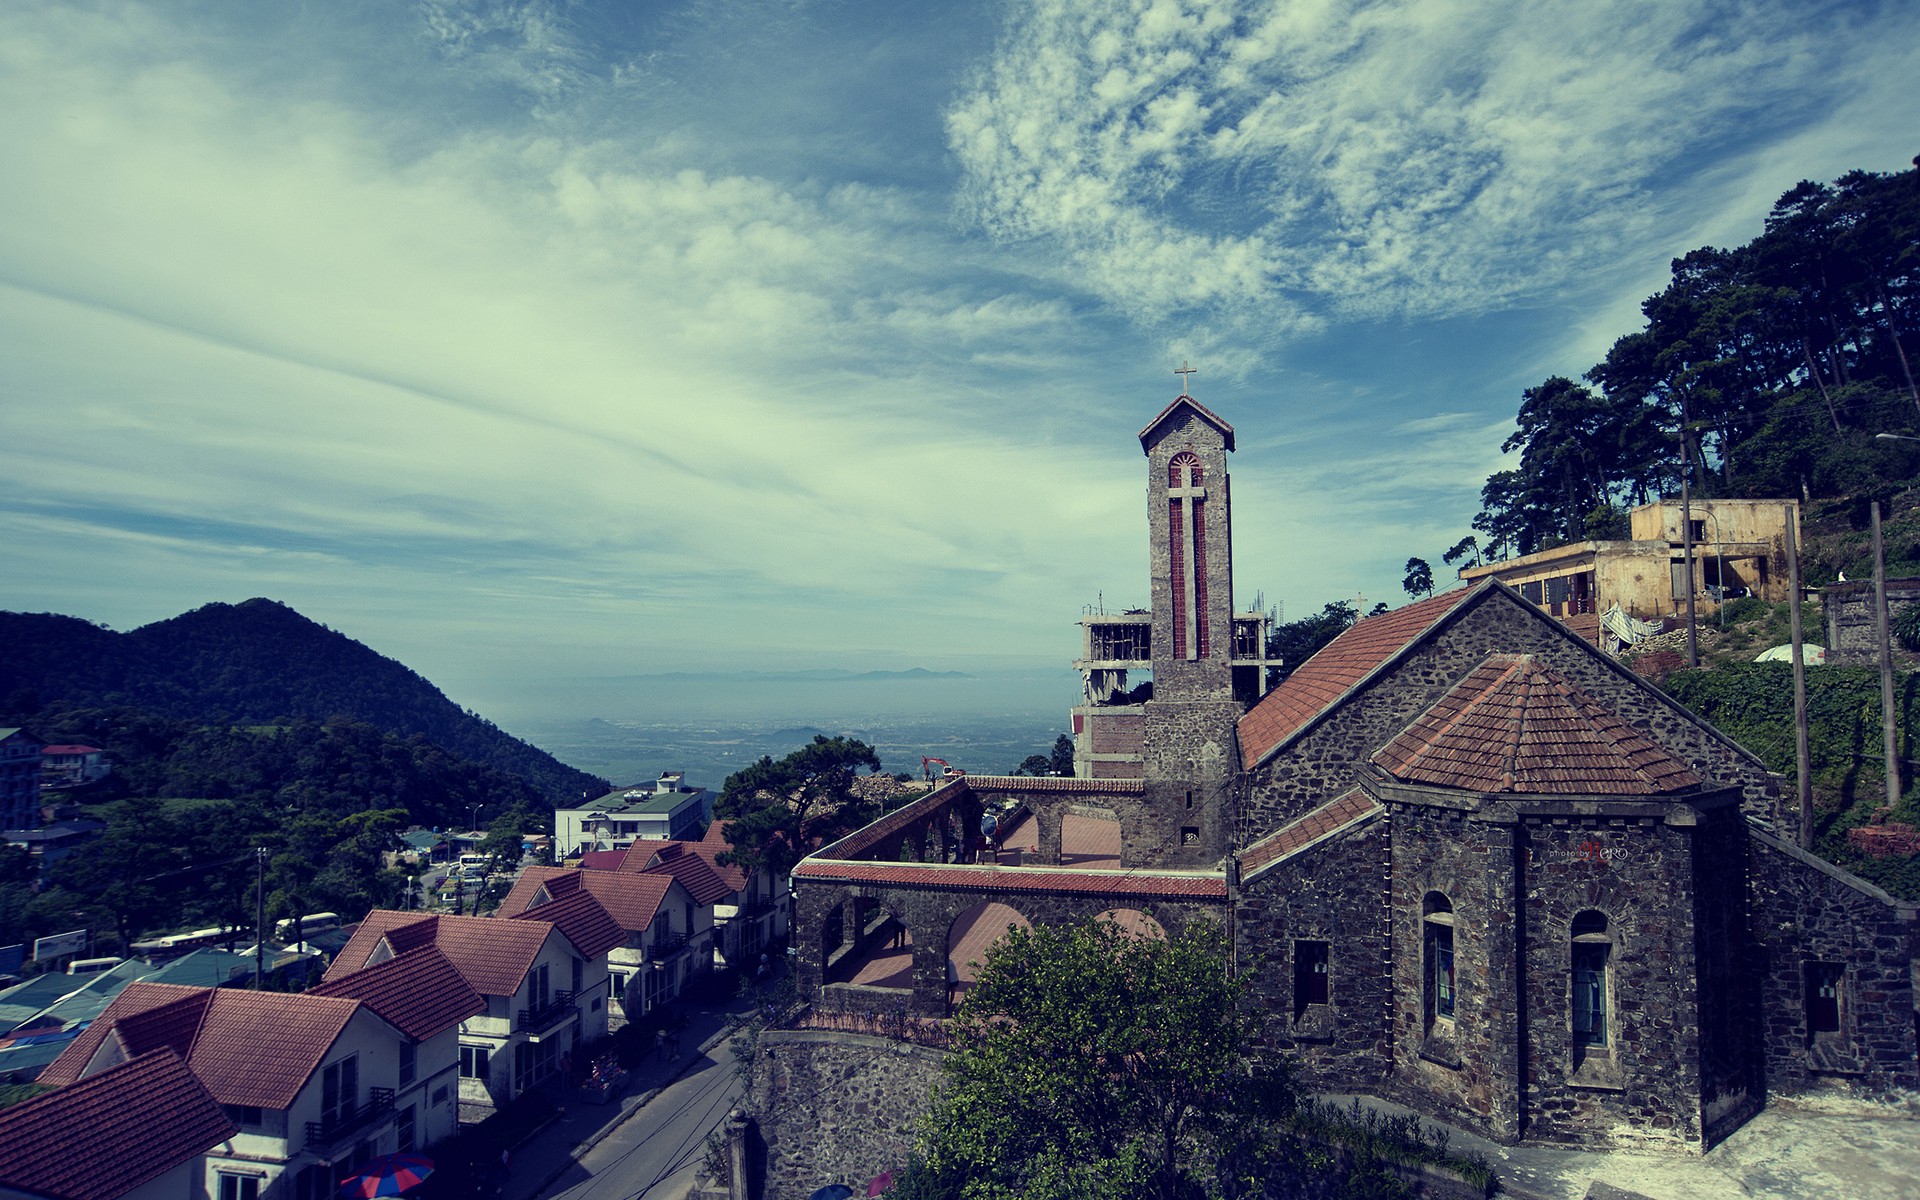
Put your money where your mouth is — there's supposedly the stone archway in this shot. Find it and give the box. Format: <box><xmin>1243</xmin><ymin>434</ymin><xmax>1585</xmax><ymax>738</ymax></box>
<box><xmin>946</xmin><ymin>901</ymin><xmax>1033</xmax><ymax>1010</ymax></box>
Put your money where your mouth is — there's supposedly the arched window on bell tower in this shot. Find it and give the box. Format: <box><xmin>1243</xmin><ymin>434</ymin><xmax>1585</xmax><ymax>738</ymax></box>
<box><xmin>1167</xmin><ymin>451</ymin><xmax>1207</xmax><ymax>660</ymax></box>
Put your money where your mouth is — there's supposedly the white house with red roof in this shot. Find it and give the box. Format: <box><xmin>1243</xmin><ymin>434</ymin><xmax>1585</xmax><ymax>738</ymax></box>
<box><xmin>0</xmin><ymin>1047</ymin><xmax>233</xmax><ymax>1200</ymax></box>
<box><xmin>37</xmin><ymin>982</ymin><xmax>421</xmax><ymax>1200</ymax></box>
<box><xmin>496</xmin><ymin>865</ymin><xmax>704</xmax><ymax>1023</ymax></box>
<box><xmin>325</xmin><ymin>908</ymin><xmax>620</xmax><ymax>1115</ymax></box>
<box><xmin>36</xmin><ymin>743</ymin><xmax>109</xmax><ymax>788</ymax></box>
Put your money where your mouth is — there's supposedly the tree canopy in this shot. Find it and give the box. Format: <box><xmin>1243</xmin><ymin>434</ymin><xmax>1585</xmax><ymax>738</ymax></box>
<box><xmin>1456</xmin><ymin>162</ymin><xmax>1920</xmax><ymax>569</ymax></box>
<box><xmin>714</xmin><ymin>735</ymin><xmax>883</xmax><ymax>878</ymax></box>
<box><xmin>900</xmin><ymin>917</ymin><xmax>1292</xmax><ymax>1200</ymax></box>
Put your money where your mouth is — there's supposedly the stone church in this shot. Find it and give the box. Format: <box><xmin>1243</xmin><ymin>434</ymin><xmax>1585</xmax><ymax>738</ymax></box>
<box><xmin>788</xmin><ymin>393</ymin><xmax>1919</xmax><ymax>1152</ymax></box>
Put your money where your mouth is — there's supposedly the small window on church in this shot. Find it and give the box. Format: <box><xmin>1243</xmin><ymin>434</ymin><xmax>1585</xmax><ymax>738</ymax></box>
<box><xmin>1572</xmin><ymin>910</ymin><xmax>1611</xmax><ymax>1059</ymax></box>
<box><xmin>1185</xmin><ymin>791</ymin><xmax>1194</xmax><ymax>810</ymax></box>
<box><xmin>1805</xmin><ymin>961</ymin><xmax>1843</xmax><ymax>1038</ymax></box>
<box><xmin>1180</xmin><ymin>826</ymin><xmax>1199</xmax><ymax>846</ymax></box>
<box><xmin>1423</xmin><ymin>893</ymin><xmax>1455</xmax><ymax>1027</ymax></box>
<box><xmin>1294</xmin><ymin>941</ymin><xmax>1330</xmax><ymax>1017</ymax></box>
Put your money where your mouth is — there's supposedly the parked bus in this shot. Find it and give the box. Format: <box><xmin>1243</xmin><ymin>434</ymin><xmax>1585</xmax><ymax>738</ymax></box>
<box><xmin>273</xmin><ymin>912</ymin><xmax>343</xmax><ymax>940</ymax></box>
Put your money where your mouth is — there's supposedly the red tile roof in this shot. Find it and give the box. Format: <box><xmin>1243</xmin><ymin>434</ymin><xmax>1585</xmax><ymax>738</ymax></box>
<box><xmin>579</xmin><ymin>849</ymin><xmax>628</xmax><ymax>870</ymax></box>
<box><xmin>325</xmin><ymin>911</ymin><xmax>439</xmax><ymax>982</ymax></box>
<box><xmin>1138</xmin><ymin>394</ymin><xmax>1235</xmax><ymax>451</ymax></box>
<box><xmin>1239</xmin><ymin>587</ymin><xmax>1479</xmax><ymax>768</ymax></box>
<box><xmin>509</xmin><ymin>887</ymin><xmax>626</xmax><ymax>959</ymax></box>
<box><xmin>0</xmin><ymin>1048</ymin><xmax>233</xmax><ymax>1200</ymax></box>
<box><xmin>793</xmin><ymin>859</ymin><xmax>1226</xmax><ymax>901</ymax></box>
<box><xmin>1240</xmin><ymin>790</ymin><xmax>1381</xmax><ymax>876</ymax></box>
<box><xmin>38</xmin><ymin>982</ymin><xmax>209</xmax><ymax>1088</ymax></box>
<box><xmin>633</xmin><ymin>842</ymin><xmax>735</xmax><ymax>905</ymax></box>
<box><xmin>308</xmin><ymin>944</ymin><xmax>485</xmax><ymax>1040</ymax></box>
<box><xmin>1373</xmin><ymin>654</ymin><xmax>1702</xmax><ymax>795</ymax></box>
<box><xmin>328</xmin><ymin>911</ymin><xmax>559</xmax><ymax>999</ymax></box>
<box><xmin>502</xmin><ymin>866</ymin><xmax>673</xmax><ymax>933</ymax></box>
<box><xmin>40</xmin><ymin>982</ymin><xmax>370</xmax><ymax>1110</ymax></box>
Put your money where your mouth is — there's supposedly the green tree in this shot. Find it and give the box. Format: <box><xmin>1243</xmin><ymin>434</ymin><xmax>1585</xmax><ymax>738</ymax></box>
<box><xmin>715</xmin><ymin>736</ymin><xmax>883</xmax><ymax>877</ymax></box>
<box><xmin>902</xmin><ymin>917</ymin><xmax>1292</xmax><ymax>1200</ymax></box>
<box><xmin>1049</xmin><ymin>733</ymin><xmax>1076</xmax><ymax>778</ymax></box>
<box><xmin>1267</xmin><ymin>601</ymin><xmax>1357</xmax><ymax>685</ymax></box>
<box><xmin>1011</xmin><ymin>754</ymin><xmax>1052</xmax><ymax>777</ymax></box>
<box><xmin>1401</xmin><ymin>558</ymin><xmax>1433</xmax><ymax>600</ymax></box>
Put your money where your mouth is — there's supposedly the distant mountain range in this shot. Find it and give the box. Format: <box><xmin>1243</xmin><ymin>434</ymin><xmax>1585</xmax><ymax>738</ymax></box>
<box><xmin>0</xmin><ymin>598</ymin><xmax>605</xmax><ymax>804</ymax></box>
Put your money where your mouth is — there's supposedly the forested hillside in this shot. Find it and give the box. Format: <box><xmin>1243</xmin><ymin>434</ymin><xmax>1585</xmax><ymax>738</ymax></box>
<box><xmin>1431</xmin><ymin>162</ymin><xmax>1919</xmax><ymax>572</ymax></box>
<box><xmin>0</xmin><ymin>599</ymin><xmax>609</xmax><ymax>955</ymax></box>
<box><xmin>0</xmin><ymin>599</ymin><xmax>603</xmax><ymax>802</ymax></box>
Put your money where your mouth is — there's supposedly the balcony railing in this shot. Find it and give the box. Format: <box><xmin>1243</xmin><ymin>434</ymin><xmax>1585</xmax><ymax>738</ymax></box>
<box><xmin>517</xmin><ymin>990</ymin><xmax>579</xmax><ymax>1034</ymax></box>
<box><xmin>648</xmin><ymin>932</ymin><xmax>689</xmax><ymax>958</ymax></box>
<box><xmin>738</xmin><ymin>893</ymin><xmax>777</xmax><ymax>917</ymax></box>
<box><xmin>304</xmin><ymin>1088</ymin><xmax>394</xmax><ymax>1153</ymax></box>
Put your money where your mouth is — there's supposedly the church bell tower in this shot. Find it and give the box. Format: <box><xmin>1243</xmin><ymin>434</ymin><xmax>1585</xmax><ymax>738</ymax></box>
<box><xmin>1137</xmin><ymin>388</ymin><xmax>1245</xmax><ymax>866</ymax></box>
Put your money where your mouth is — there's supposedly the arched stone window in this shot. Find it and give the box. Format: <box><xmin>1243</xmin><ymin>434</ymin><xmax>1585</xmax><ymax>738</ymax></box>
<box><xmin>1572</xmin><ymin>910</ymin><xmax>1612</xmax><ymax>1061</ymax></box>
<box><xmin>1423</xmin><ymin>892</ymin><xmax>1455</xmax><ymax>1027</ymax></box>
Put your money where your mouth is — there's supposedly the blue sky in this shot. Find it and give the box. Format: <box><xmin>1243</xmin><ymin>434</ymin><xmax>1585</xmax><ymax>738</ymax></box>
<box><xmin>1</xmin><ymin>0</ymin><xmax>1914</xmax><ymax>721</ymax></box>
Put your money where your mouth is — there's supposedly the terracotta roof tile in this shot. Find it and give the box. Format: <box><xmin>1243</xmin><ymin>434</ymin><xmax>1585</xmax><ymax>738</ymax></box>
<box><xmin>635</xmin><ymin>844</ymin><xmax>735</xmax><ymax>905</ymax></box>
<box><xmin>308</xmin><ymin>945</ymin><xmax>485</xmax><ymax>1040</ymax></box>
<box><xmin>183</xmin><ymin>989</ymin><xmax>364</xmax><ymax>1109</ymax></box>
<box><xmin>38</xmin><ymin>982</ymin><xmax>209</xmax><ymax>1087</ymax></box>
<box><xmin>578</xmin><ymin>849</ymin><xmax>628</xmax><ymax>870</ymax></box>
<box><xmin>961</xmin><ymin>775</ymin><xmax>1145</xmax><ymax>795</ymax></box>
<box><xmin>327</xmin><ymin>911</ymin><xmax>557</xmax><ymax>998</ymax></box>
<box><xmin>42</xmin><ymin>981</ymin><xmax>369</xmax><ymax>1110</ymax></box>
<box><xmin>504</xmin><ymin>866</ymin><xmax>673</xmax><ymax>933</ymax></box>
<box><xmin>509</xmin><ymin>887</ymin><xmax>626</xmax><ymax>959</ymax></box>
<box><xmin>421</xmin><ymin>914</ymin><xmax>556</xmax><ymax>998</ymax></box>
<box><xmin>1240</xmin><ymin>790</ymin><xmax>1381</xmax><ymax>875</ymax></box>
<box><xmin>325</xmin><ymin>910</ymin><xmax>438</xmax><ymax>982</ymax></box>
<box><xmin>1373</xmin><ymin>654</ymin><xmax>1702</xmax><ymax>795</ymax></box>
<box><xmin>0</xmin><ymin>1048</ymin><xmax>233</xmax><ymax>1200</ymax></box>
<box><xmin>792</xmin><ymin>859</ymin><xmax>1226</xmax><ymax>901</ymax></box>
<box><xmin>1239</xmin><ymin>587</ymin><xmax>1479</xmax><ymax>767</ymax></box>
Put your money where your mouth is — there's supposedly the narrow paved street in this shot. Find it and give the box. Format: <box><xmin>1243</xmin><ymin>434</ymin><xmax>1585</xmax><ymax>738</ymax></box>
<box><xmin>535</xmin><ymin>1039</ymin><xmax>745</xmax><ymax>1200</ymax></box>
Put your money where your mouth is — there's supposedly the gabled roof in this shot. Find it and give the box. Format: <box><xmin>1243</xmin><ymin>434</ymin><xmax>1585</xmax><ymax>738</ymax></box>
<box><xmin>1138</xmin><ymin>394</ymin><xmax>1235</xmax><ymax>452</ymax></box>
<box><xmin>509</xmin><ymin>887</ymin><xmax>625</xmax><ymax>959</ymax></box>
<box><xmin>327</xmin><ymin>911</ymin><xmax>561</xmax><ymax>999</ymax></box>
<box><xmin>1372</xmin><ymin>655</ymin><xmax>1702</xmax><ymax>795</ymax></box>
<box><xmin>308</xmin><ymin>944</ymin><xmax>485</xmax><ymax>1040</ymax></box>
<box><xmin>503</xmin><ymin>866</ymin><xmax>674</xmax><ymax>934</ymax></box>
<box><xmin>39</xmin><ymin>982</ymin><xmax>372</xmax><ymax>1110</ymax></box>
<box><xmin>1238</xmin><ymin>586</ymin><xmax>1479</xmax><ymax>768</ymax></box>
<box><xmin>579</xmin><ymin>849</ymin><xmax>628</xmax><ymax>870</ymax></box>
<box><xmin>634</xmin><ymin>842</ymin><xmax>735</xmax><ymax>905</ymax></box>
<box><xmin>0</xmin><ymin>1048</ymin><xmax>233</xmax><ymax>1200</ymax></box>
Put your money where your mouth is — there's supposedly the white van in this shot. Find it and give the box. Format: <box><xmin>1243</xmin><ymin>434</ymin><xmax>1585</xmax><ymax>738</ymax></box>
<box><xmin>67</xmin><ymin>957</ymin><xmax>123</xmax><ymax>977</ymax></box>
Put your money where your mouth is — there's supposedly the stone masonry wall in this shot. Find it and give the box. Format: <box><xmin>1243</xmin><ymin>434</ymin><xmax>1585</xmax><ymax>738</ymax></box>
<box><xmin>1383</xmin><ymin>803</ymin><xmax>1523</xmax><ymax>1144</ymax></box>
<box><xmin>1747</xmin><ymin>832</ymin><xmax>1920</xmax><ymax>1093</ymax></box>
<box><xmin>1514</xmin><ymin>813</ymin><xmax>1708</xmax><ymax>1149</ymax></box>
<box><xmin>1238</xmin><ymin>814</ymin><xmax>1392</xmax><ymax>1093</ymax></box>
<box><xmin>752</xmin><ymin>1030</ymin><xmax>946</xmax><ymax>1200</ymax></box>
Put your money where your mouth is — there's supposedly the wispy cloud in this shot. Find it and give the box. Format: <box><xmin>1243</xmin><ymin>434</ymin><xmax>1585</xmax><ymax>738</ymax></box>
<box><xmin>947</xmin><ymin>0</ymin><xmax>1911</xmax><ymax>341</ymax></box>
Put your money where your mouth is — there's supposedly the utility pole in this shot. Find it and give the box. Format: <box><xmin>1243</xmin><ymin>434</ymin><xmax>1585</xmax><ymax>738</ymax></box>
<box><xmin>253</xmin><ymin>847</ymin><xmax>267</xmax><ymax>990</ymax></box>
<box><xmin>1874</xmin><ymin>501</ymin><xmax>1901</xmax><ymax>806</ymax></box>
<box><xmin>1786</xmin><ymin>516</ymin><xmax>1813</xmax><ymax>847</ymax></box>
<box><xmin>1680</xmin><ymin>435</ymin><xmax>1699</xmax><ymax>668</ymax></box>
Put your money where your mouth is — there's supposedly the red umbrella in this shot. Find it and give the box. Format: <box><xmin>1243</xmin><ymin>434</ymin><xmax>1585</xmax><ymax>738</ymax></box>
<box><xmin>338</xmin><ymin>1153</ymin><xmax>434</xmax><ymax>1199</ymax></box>
<box><xmin>867</xmin><ymin>1171</ymin><xmax>894</xmax><ymax>1196</ymax></box>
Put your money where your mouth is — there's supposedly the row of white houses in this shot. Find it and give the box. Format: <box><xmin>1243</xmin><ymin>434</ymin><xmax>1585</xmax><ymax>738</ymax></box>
<box><xmin>0</xmin><ymin>823</ymin><xmax>787</xmax><ymax>1200</ymax></box>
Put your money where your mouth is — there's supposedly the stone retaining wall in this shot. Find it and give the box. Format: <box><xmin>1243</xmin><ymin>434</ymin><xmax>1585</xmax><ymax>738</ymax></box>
<box><xmin>749</xmin><ymin>1029</ymin><xmax>945</xmax><ymax>1200</ymax></box>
